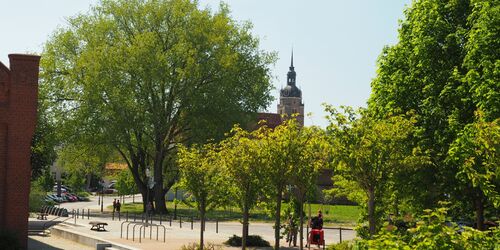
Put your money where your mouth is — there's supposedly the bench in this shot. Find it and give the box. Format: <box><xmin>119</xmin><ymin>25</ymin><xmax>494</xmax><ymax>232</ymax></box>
<box><xmin>37</xmin><ymin>212</ymin><xmax>48</xmax><ymax>220</ymax></box>
<box><xmin>89</xmin><ymin>221</ymin><xmax>108</xmax><ymax>231</ymax></box>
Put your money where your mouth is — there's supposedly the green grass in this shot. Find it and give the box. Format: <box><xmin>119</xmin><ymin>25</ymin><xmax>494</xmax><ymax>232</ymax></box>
<box><xmin>112</xmin><ymin>202</ymin><xmax>360</xmax><ymax>226</ymax></box>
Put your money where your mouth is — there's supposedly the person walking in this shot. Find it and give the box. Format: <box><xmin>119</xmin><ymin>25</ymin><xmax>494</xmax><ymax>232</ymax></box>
<box><xmin>116</xmin><ymin>200</ymin><xmax>121</xmax><ymax>216</ymax></box>
<box><xmin>112</xmin><ymin>199</ymin><xmax>117</xmax><ymax>213</ymax></box>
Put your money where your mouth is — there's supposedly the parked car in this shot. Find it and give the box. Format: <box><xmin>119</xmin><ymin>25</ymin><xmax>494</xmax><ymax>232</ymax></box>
<box><xmin>46</xmin><ymin>194</ymin><xmax>64</xmax><ymax>203</ymax></box>
<box><xmin>52</xmin><ymin>185</ymin><xmax>72</xmax><ymax>193</ymax></box>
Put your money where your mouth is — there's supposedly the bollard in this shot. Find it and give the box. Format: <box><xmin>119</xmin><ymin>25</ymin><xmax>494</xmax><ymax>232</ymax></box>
<box><xmin>339</xmin><ymin>227</ymin><xmax>343</xmax><ymax>243</ymax></box>
<box><xmin>169</xmin><ymin>216</ymin><xmax>172</xmax><ymax>226</ymax></box>
<box><xmin>180</xmin><ymin>216</ymin><xmax>182</xmax><ymax>228</ymax></box>
<box><xmin>159</xmin><ymin>214</ymin><xmax>162</xmax><ymax>225</ymax></box>
<box><xmin>191</xmin><ymin>217</ymin><xmax>193</xmax><ymax>230</ymax></box>
<box><xmin>73</xmin><ymin>210</ymin><xmax>76</xmax><ymax>224</ymax></box>
<box><xmin>216</xmin><ymin>219</ymin><xmax>218</xmax><ymax>233</ymax></box>
<box><xmin>119</xmin><ymin>212</ymin><xmax>121</xmax><ymax>221</ymax></box>
<box><xmin>134</xmin><ymin>213</ymin><xmax>137</xmax><ymax>222</ymax></box>
<box><xmin>126</xmin><ymin>211</ymin><xmax>129</xmax><ymax>221</ymax></box>
<box><xmin>112</xmin><ymin>211</ymin><xmax>115</xmax><ymax>221</ymax></box>
<box><xmin>88</xmin><ymin>209</ymin><xmax>90</xmax><ymax>220</ymax></box>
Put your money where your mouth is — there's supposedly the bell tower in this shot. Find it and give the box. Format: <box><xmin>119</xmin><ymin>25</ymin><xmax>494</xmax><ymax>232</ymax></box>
<box><xmin>277</xmin><ymin>51</ymin><xmax>304</xmax><ymax>126</ymax></box>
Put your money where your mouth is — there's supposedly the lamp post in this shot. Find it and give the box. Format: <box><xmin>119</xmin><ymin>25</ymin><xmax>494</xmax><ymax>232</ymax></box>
<box><xmin>146</xmin><ymin>167</ymin><xmax>151</xmax><ymax>223</ymax></box>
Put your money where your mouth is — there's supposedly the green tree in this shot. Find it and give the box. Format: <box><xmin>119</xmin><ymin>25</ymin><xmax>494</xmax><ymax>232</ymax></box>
<box><xmin>116</xmin><ymin>169</ymin><xmax>139</xmax><ymax>196</ymax></box>
<box><xmin>57</xmin><ymin>143</ymin><xmax>110</xmax><ymax>191</ymax></box>
<box><xmin>260</xmin><ymin>117</ymin><xmax>309</xmax><ymax>249</ymax></box>
<box><xmin>40</xmin><ymin>0</ymin><xmax>274</xmax><ymax>213</ymax></box>
<box><xmin>325</xmin><ymin>106</ymin><xmax>419</xmax><ymax>235</ymax></box>
<box><xmin>368</xmin><ymin>0</ymin><xmax>499</xmax><ymax>227</ymax></box>
<box><xmin>449</xmin><ymin>114</ymin><xmax>500</xmax><ymax>229</ymax></box>
<box><xmin>177</xmin><ymin>143</ymin><xmax>228</xmax><ymax>250</ymax></box>
<box><xmin>219</xmin><ymin>125</ymin><xmax>267</xmax><ymax>250</ymax></box>
<box><xmin>289</xmin><ymin>126</ymin><xmax>330</xmax><ymax>249</ymax></box>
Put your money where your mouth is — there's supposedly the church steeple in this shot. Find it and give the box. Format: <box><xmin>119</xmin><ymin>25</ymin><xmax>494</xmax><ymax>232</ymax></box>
<box><xmin>277</xmin><ymin>50</ymin><xmax>304</xmax><ymax>126</ymax></box>
<box><xmin>287</xmin><ymin>51</ymin><xmax>296</xmax><ymax>86</ymax></box>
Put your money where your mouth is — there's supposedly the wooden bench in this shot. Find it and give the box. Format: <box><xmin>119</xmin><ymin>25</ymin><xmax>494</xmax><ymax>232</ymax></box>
<box><xmin>89</xmin><ymin>221</ymin><xmax>108</xmax><ymax>231</ymax></box>
<box><xmin>37</xmin><ymin>212</ymin><xmax>48</xmax><ymax>220</ymax></box>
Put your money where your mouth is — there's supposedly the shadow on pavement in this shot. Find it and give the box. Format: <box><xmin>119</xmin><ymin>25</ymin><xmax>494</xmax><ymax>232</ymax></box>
<box><xmin>28</xmin><ymin>220</ymin><xmax>61</xmax><ymax>231</ymax></box>
<box><xmin>27</xmin><ymin>237</ymin><xmax>63</xmax><ymax>250</ymax></box>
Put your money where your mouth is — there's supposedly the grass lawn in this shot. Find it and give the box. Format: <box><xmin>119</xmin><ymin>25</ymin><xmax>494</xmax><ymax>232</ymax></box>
<box><xmin>112</xmin><ymin>201</ymin><xmax>361</xmax><ymax>226</ymax></box>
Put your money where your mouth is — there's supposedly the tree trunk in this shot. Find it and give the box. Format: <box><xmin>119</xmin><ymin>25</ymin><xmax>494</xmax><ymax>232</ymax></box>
<box><xmin>242</xmin><ymin>205</ymin><xmax>249</xmax><ymax>250</ymax></box>
<box><xmin>154</xmin><ymin>185</ymin><xmax>167</xmax><ymax>214</ymax></box>
<box><xmin>86</xmin><ymin>173</ymin><xmax>92</xmax><ymax>191</ymax></box>
<box><xmin>368</xmin><ymin>188</ymin><xmax>376</xmax><ymax>236</ymax></box>
<box><xmin>200</xmin><ymin>206</ymin><xmax>205</xmax><ymax>250</ymax></box>
<box><xmin>299</xmin><ymin>197</ymin><xmax>304</xmax><ymax>250</ymax></box>
<box><xmin>274</xmin><ymin>191</ymin><xmax>283</xmax><ymax>250</ymax></box>
<box><xmin>474</xmin><ymin>195</ymin><xmax>485</xmax><ymax>231</ymax></box>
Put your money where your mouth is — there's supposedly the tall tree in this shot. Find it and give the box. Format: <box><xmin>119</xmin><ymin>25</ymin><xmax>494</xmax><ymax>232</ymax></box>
<box><xmin>289</xmin><ymin>126</ymin><xmax>329</xmax><ymax>249</ymax></box>
<box><xmin>40</xmin><ymin>0</ymin><xmax>274</xmax><ymax>213</ymax></box>
<box><xmin>368</xmin><ymin>0</ymin><xmax>499</xmax><ymax>226</ymax></box>
<box><xmin>219</xmin><ymin>125</ymin><xmax>267</xmax><ymax>250</ymax></box>
<box><xmin>449</xmin><ymin>114</ymin><xmax>500</xmax><ymax>229</ymax></box>
<box><xmin>261</xmin><ymin>117</ymin><xmax>304</xmax><ymax>250</ymax></box>
<box><xmin>177</xmin><ymin>143</ymin><xmax>228</xmax><ymax>250</ymax></box>
<box><xmin>325</xmin><ymin>105</ymin><xmax>418</xmax><ymax>235</ymax></box>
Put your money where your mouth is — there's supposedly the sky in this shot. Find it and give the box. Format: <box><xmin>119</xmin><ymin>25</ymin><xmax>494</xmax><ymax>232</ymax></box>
<box><xmin>0</xmin><ymin>0</ymin><xmax>411</xmax><ymax>127</ymax></box>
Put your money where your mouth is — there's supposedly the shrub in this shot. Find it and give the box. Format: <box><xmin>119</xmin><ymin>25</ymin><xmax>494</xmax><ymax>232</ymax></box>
<box><xmin>327</xmin><ymin>241</ymin><xmax>353</xmax><ymax>250</ymax></box>
<box><xmin>180</xmin><ymin>243</ymin><xmax>222</xmax><ymax>250</ymax></box>
<box><xmin>224</xmin><ymin>234</ymin><xmax>271</xmax><ymax>247</ymax></box>
<box><xmin>355</xmin><ymin>206</ymin><xmax>500</xmax><ymax>250</ymax></box>
<box><xmin>29</xmin><ymin>182</ymin><xmax>47</xmax><ymax>212</ymax></box>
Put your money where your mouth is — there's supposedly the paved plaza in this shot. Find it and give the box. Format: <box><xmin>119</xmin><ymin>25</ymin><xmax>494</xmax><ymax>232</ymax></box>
<box><xmin>28</xmin><ymin>195</ymin><xmax>355</xmax><ymax>249</ymax></box>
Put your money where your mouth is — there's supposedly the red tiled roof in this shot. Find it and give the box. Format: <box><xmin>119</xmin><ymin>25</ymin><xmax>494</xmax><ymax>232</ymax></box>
<box><xmin>256</xmin><ymin>112</ymin><xmax>282</xmax><ymax>129</ymax></box>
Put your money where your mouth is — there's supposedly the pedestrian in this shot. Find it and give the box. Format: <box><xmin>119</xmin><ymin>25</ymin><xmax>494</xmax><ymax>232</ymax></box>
<box><xmin>146</xmin><ymin>201</ymin><xmax>153</xmax><ymax>216</ymax></box>
<box><xmin>286</xmin><ymin>214</ymin><xmax>298</xmax><ymax>247</ymax></box>
<box><xmin>112</xmin><ymin>199</ymin><xmax>117</xmax><ymax>213</ymax></box>
<box><xmin>116</xmin><ymin>200</ymin><xmax>121</xmax><ymax>215</ymax></box>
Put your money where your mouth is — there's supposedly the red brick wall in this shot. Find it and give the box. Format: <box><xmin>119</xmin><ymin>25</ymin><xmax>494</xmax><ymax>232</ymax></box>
<box><xmin>0</xmin><ymin>54</ymin><xmax>40</xmax><ymax>249</ymax></box>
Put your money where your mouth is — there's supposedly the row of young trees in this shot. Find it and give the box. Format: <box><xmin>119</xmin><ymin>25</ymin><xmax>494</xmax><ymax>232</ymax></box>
<box><xmin>177</xmin><ymin>118</ymin><xmax>329</xmax><ymax>250</ymax></box>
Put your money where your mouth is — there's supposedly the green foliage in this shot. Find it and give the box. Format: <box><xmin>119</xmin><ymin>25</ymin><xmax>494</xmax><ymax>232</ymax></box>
<box><xmin>180</xmin><ymin>243</ymin><xmax>222</xmax><ymax>250</ymax></box>
<box><xmin>40</xmin><ymin>0</ymin><xmax>275</xmax><ymax>213</ymax></box>
<box><xmin>368</xmin><ymin>0</ymin><xmax>499</xmax><ymax>226</ymax></box>
<box><xmin>116</xmin><ymin>169</ymin><xmax>139</xmax><ymax>195</ymax></box>
<box><xmin>34</xmin><ymin>169</ymin><xmax>55</xmax><ymax>192</ymax></box>
<box><xmin>449</xmin><ymin>115</ymin><xmax>500</xmax><ymax>208</ymax></box>
<box><xmin>224</xmin><ymin>235</ymin><xmax>270</xmax><ymax>247</ymax></box>
<box><xmin>29</xmin><ymin>181</ymin><xmax>48</xmax><ymax>212</ymax></box>
<box><xmin>177</xmin><ymin>143</ymin><xmax>230</xmax><ymax>247</ymax></box>
<box><xmin>355</xmin><ymin>205</ymin><xmax>500</xmax><ymax>250</ymax></box>
<box><xmin>325</xmin><ymin>105</ymin><xmax>426</xmax><ymax>235</ymax></box>
<box><xmin>327</xmin><ymin>241</ymin><xmax>353</xmax><ymax>250</ymax></box>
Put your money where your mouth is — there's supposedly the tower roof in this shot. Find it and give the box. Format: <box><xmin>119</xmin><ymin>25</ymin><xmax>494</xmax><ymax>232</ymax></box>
<box><xmin>281</xmin><ymin>50</ymin><xmax>301</xmax><ymax>98</ymax></box>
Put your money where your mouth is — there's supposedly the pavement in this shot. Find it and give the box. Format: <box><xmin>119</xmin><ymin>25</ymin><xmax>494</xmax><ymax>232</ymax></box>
<box><xmin>32</xmin><ymin>194</ymin><xmax>356</xmax><ymax>249</ymax></box>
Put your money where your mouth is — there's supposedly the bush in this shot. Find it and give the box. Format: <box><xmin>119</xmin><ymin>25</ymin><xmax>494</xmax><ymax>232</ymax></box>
<box><xmin>180</xmin><ymin>243</ymin><xmax>222</xmax><ymax>250</ymax></box>
<box><xmin>355</xmin><ymin>206</ymin><xmax>500</xmax><ymax>250</ymax></box>
<box><xmin>0</xmin><ymin>229</ymin><xmax>21</xmax><ymax>250</ymax></box>
<box><xmin>224</xmin><ymin>235</ymin><xmax>270</xmax><ymax>247</ymax></box>
<box><xmin>76</xmin><ymin>191</ymin><xmax>90</xmax><ymax>197</ymax></box>
<box><xmin>29</xmin><ymin>182</ymin><xmax>48</xmax><ymax>212</ymax></box>
<box><xmin>327</xmin><ymin>241</ymin><xmax>353</xmax><ymax>250</ymax></box>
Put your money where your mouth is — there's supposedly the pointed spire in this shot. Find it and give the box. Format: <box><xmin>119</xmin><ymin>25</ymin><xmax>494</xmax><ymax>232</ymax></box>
<box><xmin>291</xmin><ymin>48</ymin><xmax>294</xmax><ymax>68</ymax></box>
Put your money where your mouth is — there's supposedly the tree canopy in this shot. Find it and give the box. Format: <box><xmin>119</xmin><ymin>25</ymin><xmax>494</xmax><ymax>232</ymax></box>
<box><xmin>40</xmin><ymin>0</ymin><xmax>275</xmax><ymax>213</ymax></box>
<box><xmin>368</xmin><ymin>0</ymin><xmax>499</xmax><ymax>229</ymax></box>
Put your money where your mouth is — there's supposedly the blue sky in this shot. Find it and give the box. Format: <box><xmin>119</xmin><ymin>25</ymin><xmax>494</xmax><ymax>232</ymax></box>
<box><xmin>0</xmin><ymin>0</ymin><xmax>411</xmax><ymax>127</ymax></box>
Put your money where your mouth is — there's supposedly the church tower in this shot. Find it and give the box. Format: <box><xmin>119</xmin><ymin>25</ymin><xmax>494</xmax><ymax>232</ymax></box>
<box><xmin>277</xmin><ymin>51</ymin><xmax>304</xmax><ymax>126</ymax></box>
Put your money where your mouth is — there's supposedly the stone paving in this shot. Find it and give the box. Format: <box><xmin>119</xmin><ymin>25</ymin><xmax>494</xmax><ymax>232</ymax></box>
<box><xmin>37</xmin><ymin>195</ymin><xmax>356</xmax><ymax>249</ymax></box>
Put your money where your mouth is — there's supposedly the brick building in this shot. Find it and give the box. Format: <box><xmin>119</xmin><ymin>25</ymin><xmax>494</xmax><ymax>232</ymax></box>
<box><xmin>0</xmin><ymin>54</ymin><xmax>40</xmax><ymax>248</ymax></box>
